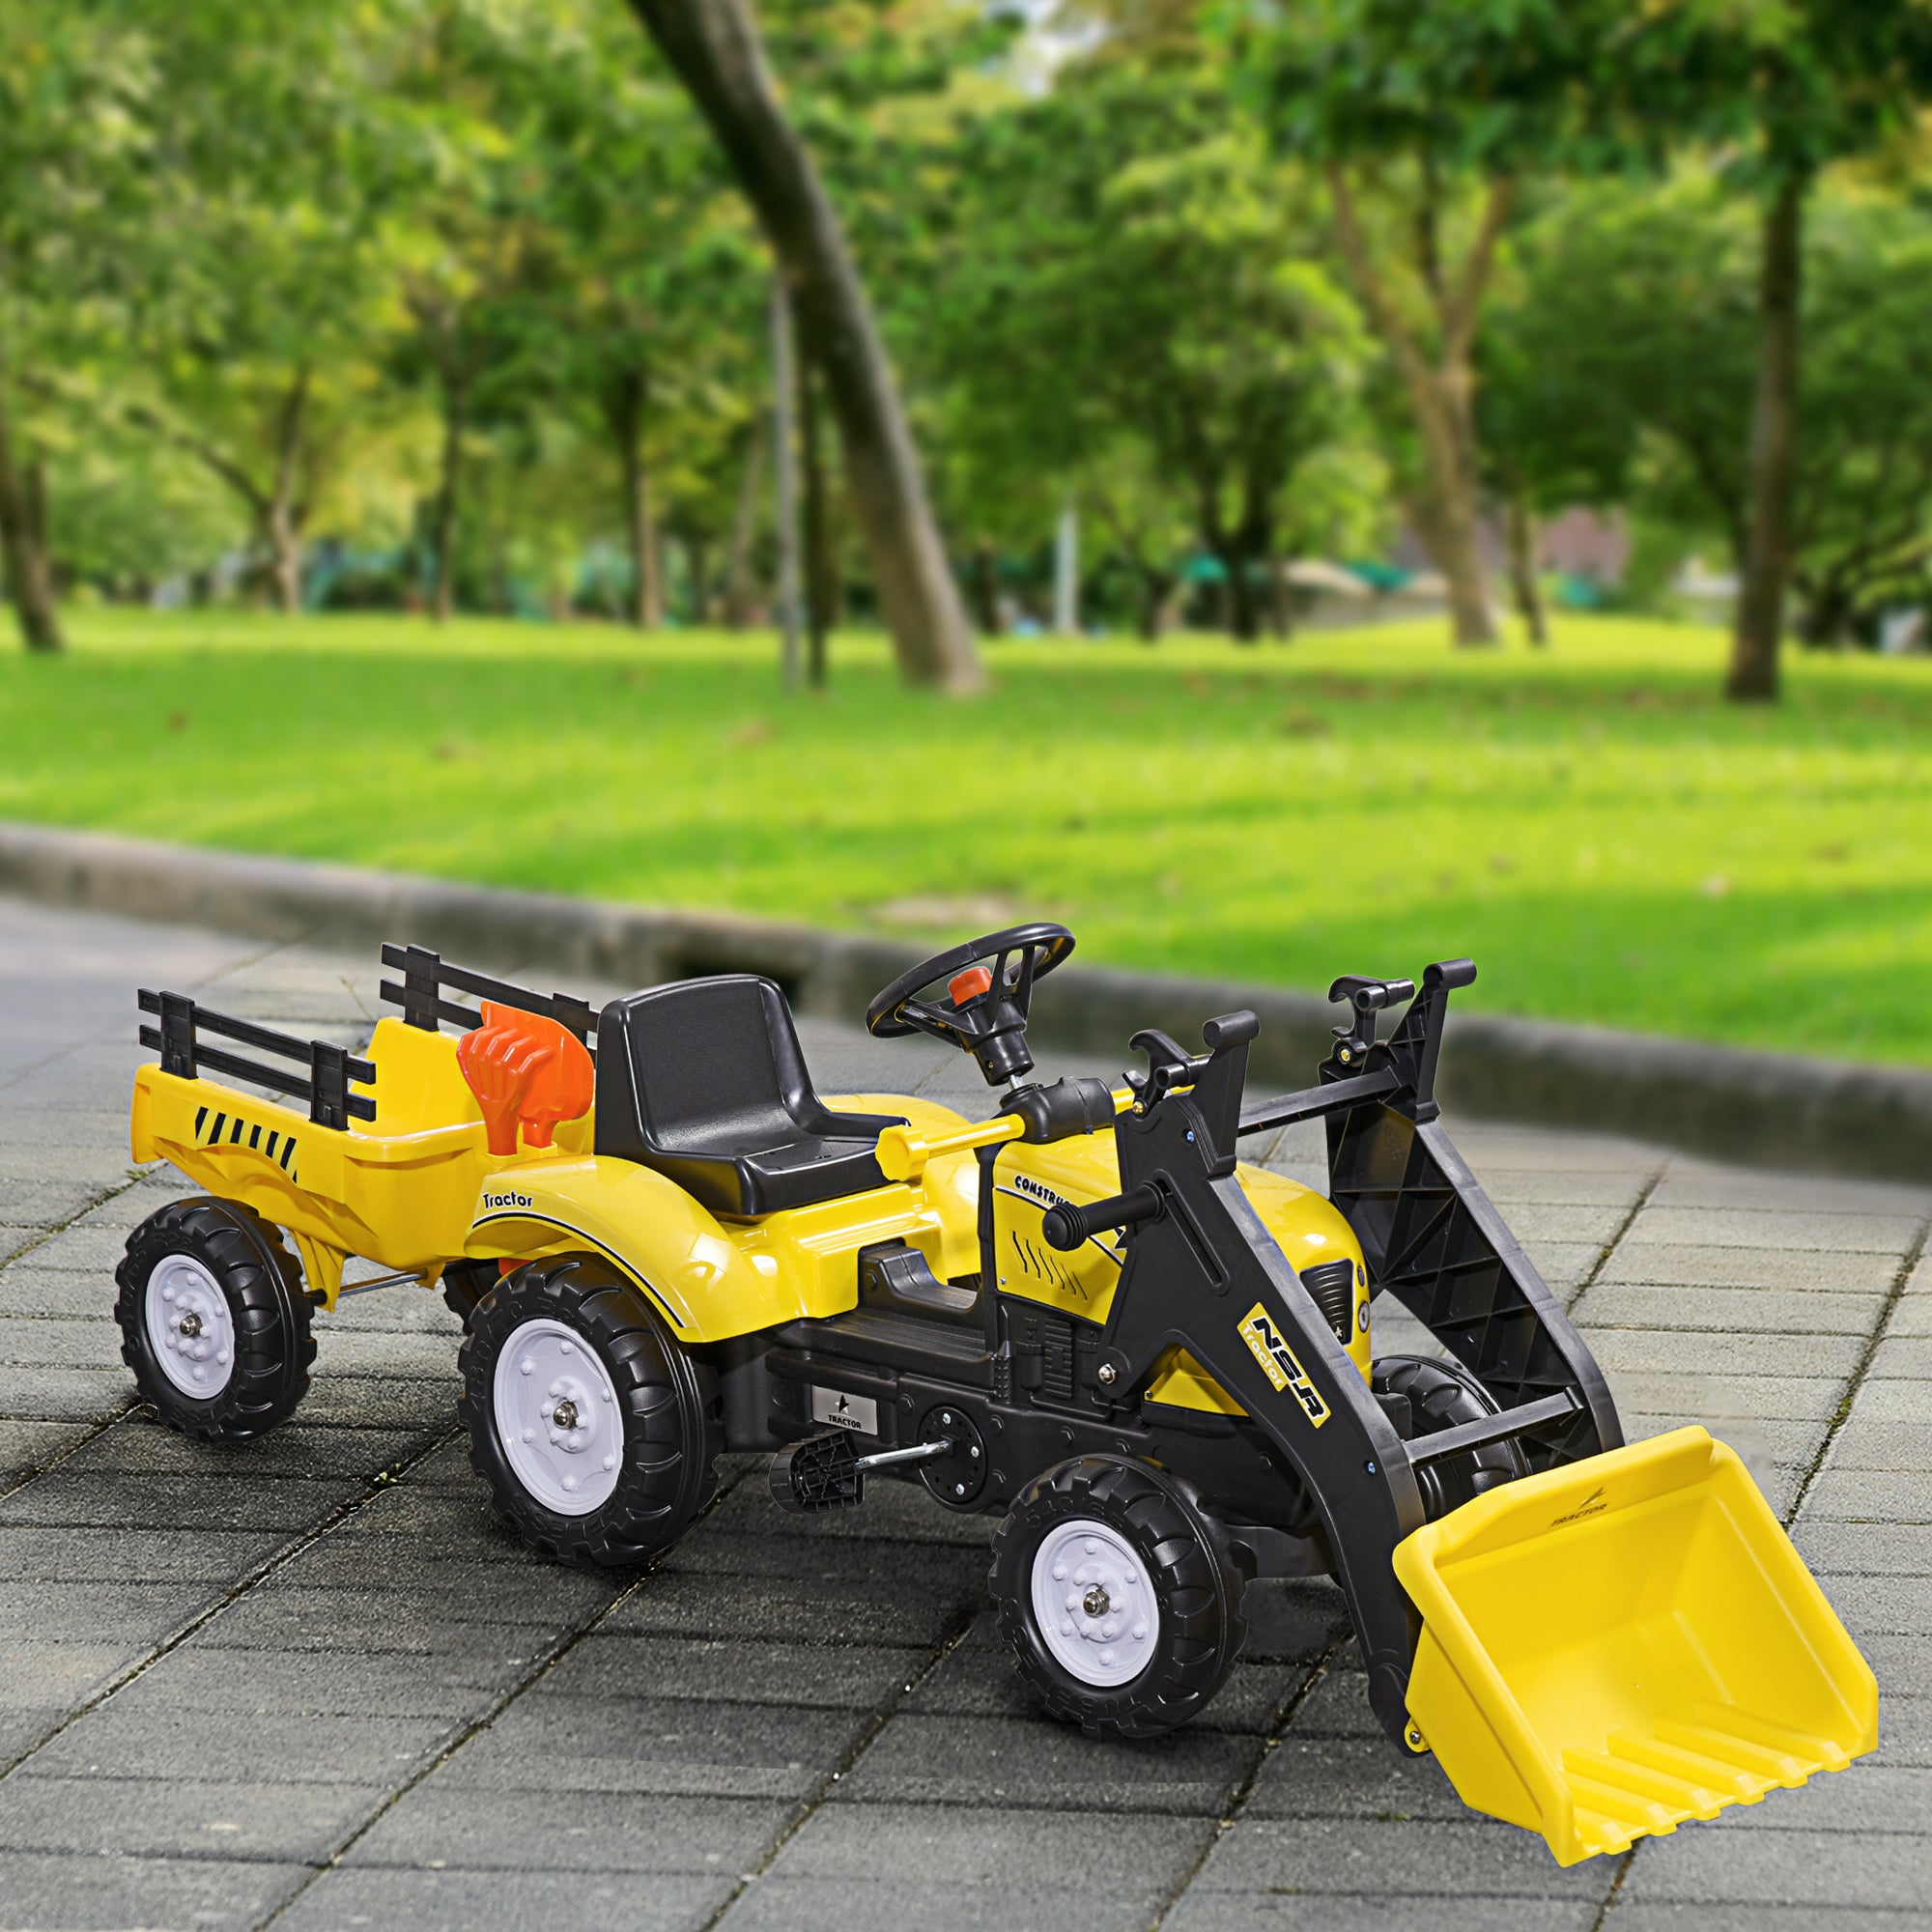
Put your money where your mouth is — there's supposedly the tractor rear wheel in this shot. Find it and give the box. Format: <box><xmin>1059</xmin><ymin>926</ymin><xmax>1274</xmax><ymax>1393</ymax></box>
<box><xmin>459</xmin><ymin>1255</ymin><xmax>723</xmax><ymax>1568</ymax></box>
<box><xmin>991</xmin><ymin>1454</ymin><xmax>1248</xmax><ymax>1739</ymax></box>
<box><xmin>115</xmin><ymin>1197</ymin><xmax>314</xmax><ymax>1442</ymax></box>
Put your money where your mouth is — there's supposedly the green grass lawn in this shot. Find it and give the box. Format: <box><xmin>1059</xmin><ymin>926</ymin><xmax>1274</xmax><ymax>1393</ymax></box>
<box><xmin>4</xmin><ymin>608</ymin><xmax>1930</xmax><ymax>1065</ymax></box>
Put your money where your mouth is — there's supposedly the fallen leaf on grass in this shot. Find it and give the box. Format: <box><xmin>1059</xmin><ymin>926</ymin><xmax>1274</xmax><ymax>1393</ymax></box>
<box><xmin>167</xmin><ymin>710</ymin><xmax>189</xmax><ymax>732</ymax></box>
<box><xmin>1281</xmin><ymin>708</ymin><xmax>1330</xmax><ymax>737</ymax></box>
<box><xmin>728</xmin><ymin>719</ymin><xmax>774</xmax><ymax>749</ymax></box>
<box><xmin>432</xmin><ymin>739</ymin><xmax>472</xmax><ymax>762</ymax></box>
<box><xmin>1701</xmin><ymin>874</ymin><xmax>1731</xmax><ymax>897</ymax></box>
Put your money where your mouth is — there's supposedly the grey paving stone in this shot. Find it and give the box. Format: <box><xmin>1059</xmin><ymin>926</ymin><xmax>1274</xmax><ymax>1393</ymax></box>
<box><xmin>1570</xmin><ymin>1284</ymin><xmax>1885</xmax><ymax>1336</ymax></box>
<box><xmin>192</xmin><ymin>1589</ymin><xmax>583</xmax><ymax>1658</ymax></box>
<box><xmin>1186</xmin><ymin>1815</ymin><xmax>1606</xmax><ymax>1897</ymax></box>
<box><xmin>20</xmin><ymin>1225</ymin><xmax>132</xmax><ymax>1271</ymax></box>
<box><xmin>1582</xmin><ymin>1327</ymin><xmax>1864</xmax><ymax>1379</ymax></box>
<box><xmin>1601</xmin><ymin>1372</ymin><xmax>1841</xmax><ymax>1425</ymax></box>
<box><xmin>432</xmin><ymin>1691</ymin><xmax>860</xmax><ymax>1800</ymax></box>
<box><xmin>1483</xmin><ymin>1171</ymin><xmax>1649</xmax><ymax>1208</ymax></box>
<box><xmin>315</xmin><ymin>1329</ymin><xmax>466</xmax><ymax>1377</ymax></box>
<box><xmin>18</xmin><ymin>1696</ymin><xmax>460</xmax><ymax>1786</ymax></box>
<box><xmin>0</xmin><ymin>1771</ymin><xmax>386</xmax><ymax>1861</ymax></box>
<box><xmin>0</xmin><ymin>1471</ymin><xmax>355</xmax><ymax>1532</ymax></box>
<box><xmin>838</xmin><ymin>1710</ymin><xmax>1257</xmax><ymax>1814</ymax></box>
<box><xmin>1796</xmin><ymin>1520</ymin><xmax>1932</xmax><ymax>1576</ymax></box>
<box><xmin>765</xmin><ymin>1797</ymin><xmax>1212</xmax><ymax>1887</ymax></box>
<box><xmin>1867</xmin><ymin>1333</ymin><xmax>1932</xmax><ymax>1379</ymax></box>
<box><xmin>0</xmin><ymin>1266</ymin><xmax>124</xmax><ymax>1319</ymax></box>
<box><xmin>121</xmin><ymin>1640</ymin><xmax>514</xmax><ymax>1717</ymax></box>
<box><xmin>1800</xmin><ymin>1468</ymin><xmax>1932</xmax><ymax>1524</ymax></box>
<box><xmin>0</xmin><ymin>1524</ymin><xmax>289</xmax><ymax>1583</ymax></box>
<box><xmin>67</xmin><ymin>1417</ymin><xmax>428</xmax><ymax>1482</ymax></box>
<box><xmin>542</xmin><ymin>1634</ymin><xmax>929</xmax><ymax>1712</ymax></box>
<box><xmin>1619</xmin><ymin>1823</ymin><xmax>1932</xmax><ymax>1909</ymax></box>
<box><xmin>345</xmin><ymin>1783</ymin><xmax>789</xmax><ymax>1873</ymax></box>
<box><xmin>599</xmin><ymin>1567</ymin><xmax>977</xmax><ymax>1652</ymax></box>
<box><xmin>1813</xmin><ymin>1575</ymin><xmax>1932</xmax><ymax>1639</ymax></box>
<box><xmin>273</xmin><ymin>1865</ymin><xmax>735</xmax><ymax>1932</ymax></box>
<box><xmin>1601</xmin><ymin>1245</ymin><xmax>1901</xmax><ymax>1293</ymax></box>
<box><xmin>1836</xmin><ymin>1379</ymin><xmax>1932</xmax><ymax>1426</ymax></box>
<box><xmin>724</xmin><ymin>1875</ymin><xmax>1181</xmax><ymax>1932</ymax></box>
<box><xmin>1519</xmin><ymin>1241</ymin><xmax>1604</xmax><ymax>1293</ymax></box>
<box><xmin>1623</xmin><ymin>1207</ymin><xmax>1921</xmax><ymax>1255</ymax></box>
<box><xmin>1602</xmin><ymin>1908</ymin><xmax>1928</xmax><ymax>1932</ymax></box>
<box><xmin>0</xmin><ymin>1578</ymin><xmax>208</xmax><ymax>1643</ymax></box>
<box><xmin>0</xmin><ymin>1363</ymin><xmax>132</xmax><ymax>1421</ymax></box>
<box><xmin>0</xmin><ymin>1415</ymin><xmax>89</xmax><ymax>1481</ymax></box>
<box><xmin>1819</xmin><ymin>1414</ymin><xmax>1932</xmax><ymax>1473</ymax></box>
<box><xmin>0</xmin><ymin>1848</ymin><xmax>308</xmax><ymax>1931</ymax></box>
<box><xmin>0</xmin><ymin>1640</ymin><xmax>128</xmax><ymax>1709</ymax></box>
<box><xmin>1243</xmin><ymin>1734</ymin><xmax>1471</xmax><ymax>1823</ymax></box>
<box><xmin>1648</xmin><ymin>1169</ymin><xmax>1932</xmax><ymax>1215</ymax></box>
<box><xmin>1162</xmin><ymin>1898</ymin><xmax>1603</xmax><ymax>1932</ymax></box>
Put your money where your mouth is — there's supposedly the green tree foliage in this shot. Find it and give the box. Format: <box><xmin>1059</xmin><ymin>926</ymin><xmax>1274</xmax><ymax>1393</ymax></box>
<box><xmin>1488</xmin><ymin>178</ymin><xmax>1932</xmax><ymax>646</ymax></box>
<box><xmin>930</xmin><ymin>65</ymin><xmax>1370</xmax><ymax>639</ymax></box>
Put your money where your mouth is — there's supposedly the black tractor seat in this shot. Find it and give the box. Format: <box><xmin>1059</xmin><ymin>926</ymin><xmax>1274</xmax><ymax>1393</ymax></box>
<box><xmin>594</xmin><ymin>976</ymin><xmax>907</xmax><ymax>1218</ymax></box>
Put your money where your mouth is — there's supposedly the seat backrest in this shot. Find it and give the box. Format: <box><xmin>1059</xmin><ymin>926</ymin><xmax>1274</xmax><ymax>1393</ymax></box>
<box><xmin>595</xmin><ymin>975</ymin><xmax>823</xmax><ymax>1161</ymax></box>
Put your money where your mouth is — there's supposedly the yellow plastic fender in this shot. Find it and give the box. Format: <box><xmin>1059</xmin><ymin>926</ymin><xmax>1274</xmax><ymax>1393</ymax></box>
<box><xmin>1394</xmin><ymin>1426</ymin><xmax>1879</xmax><ymax>1863</ymax></box>
<box><xmin>461</xmin><ymin>1156</ymin><xmax>946</xmax><ymax>1342</ymax></box>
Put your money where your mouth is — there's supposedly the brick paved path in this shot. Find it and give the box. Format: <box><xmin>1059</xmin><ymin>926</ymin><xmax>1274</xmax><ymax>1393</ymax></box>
<box><xmin>0</xmin><ymin>897</ymin><xmax>1925</xmax><ymax>1932</ymax></box>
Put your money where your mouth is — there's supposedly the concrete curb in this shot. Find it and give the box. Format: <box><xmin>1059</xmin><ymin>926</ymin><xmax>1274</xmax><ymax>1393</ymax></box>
<box><xmin>4</xmin><ymin>820</ymin><xmax>1929</xmax><ymax>1179</ymax></box>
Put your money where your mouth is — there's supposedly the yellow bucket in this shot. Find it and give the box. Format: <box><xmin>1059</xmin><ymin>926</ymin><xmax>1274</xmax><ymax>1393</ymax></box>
<box><xmin>1393</xmin><ymin>1426</ymin><xmax>1878</xmax><ymax>1864</ymax></box>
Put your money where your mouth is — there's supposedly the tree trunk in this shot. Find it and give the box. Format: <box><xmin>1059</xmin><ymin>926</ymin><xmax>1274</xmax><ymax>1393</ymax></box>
<box><xmin>1729</xmin><ymin>180</ymin><xmax>1804</xmax><ymax>702</ymax></box>
<box><xmin>1505</xmin><ymin>488</ymin><xmax>1548</xmax><ymax>645</ymax></box>
<box><xmin>431</xmin><ymin>374</ymin><xmax>466</xmax><ymax>626</ymax></box>
<box><xmin>1137</xmin><ymin>568</ymin><xmax>1173</xmax><ymax>642</ymax></box>
<box><xmin>265</xmin><ymin>497</ymin><xmax>303</xmax><ymax>616</ymax></box>
<box><xmin>967</xmin><ymin>539</ymin><xmax>1000</xmax><ymax>635</ymax></box>
<box><xmin>1325</xmin><ymin>165</ymin><xmax>1505</xmax><ymax>648</ymax></box>
<box><xmin>687</xmin><ymin>535</ymin><xmax>710</xmax><ymax>624</ymax></box>
<box><xmin>0</xmin><ymin>374</ymin><xmax>64</xmax><ymax>653</ymax></box>
<box><xmin>625</xmin><ymin>0</ymin><xmax>981</xmax><ymax>692</ymax></box>
<box><xmin>800</xmin><ymin>351</ymin><xmax>831</xmax><ymax>688</ymax></box>
<box><xmin>608</xmin><ymin>366</ymin><xmax>662</xmax><ymax>630</ymax></box>
<box><xmin>723</xmin><ymin>424</ymin><xmax>765</xmax><ymax>627</ymax></box>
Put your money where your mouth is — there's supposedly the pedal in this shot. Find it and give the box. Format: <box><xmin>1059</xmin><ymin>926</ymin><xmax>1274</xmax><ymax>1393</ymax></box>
<box><xmin>769</xmin><ymin>1431</ymin><xmax>865</xmax><ymax>1514</ymax></box>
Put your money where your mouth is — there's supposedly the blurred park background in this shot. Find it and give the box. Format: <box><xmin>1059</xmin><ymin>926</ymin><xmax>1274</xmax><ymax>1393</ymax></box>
<box><xmin>2</xmin><ymin>0</ymin><xmax>1930</xmax><ymax>1063</ymax></box>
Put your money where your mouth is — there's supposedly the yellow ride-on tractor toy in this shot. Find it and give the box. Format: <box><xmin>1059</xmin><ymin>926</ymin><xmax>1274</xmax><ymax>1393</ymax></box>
<box><xmin>118</xmin><ymin>924</ymin><xmax>1877</xmax><ymax>1864</ymax></box>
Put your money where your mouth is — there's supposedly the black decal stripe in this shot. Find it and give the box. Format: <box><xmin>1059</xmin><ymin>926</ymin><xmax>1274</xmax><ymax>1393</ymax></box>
<box><xmin>209</xmin><ymin>1113</ymin><xmax>226</xmax><ymax>1144</ymax></box>
<box><xmin>249</xmin><ymin>1123</ymin><xmax>262</xmax><ymax>1150</ymax></box>
<box><xmin>279</xmin><ymin>1137</ymin><xmax>297</xmax><ymax>1170</ymax></box>
<box><xmin>993</xmin><ymin>1184</ymin><xmax>1124</xmax><ymax>1269</ymax></box>
<box><xmin>468</xmin><ymin>1211</ymin><xmax>685</xmax><ymax>1328</ymax></box>
<box><xmin>229</xmin><ymin>1117</ymin><xmax>245</xmax><ymax>1145</ymax></box>
<box><xmin>194</xmin><ymin>1106</ymin><xmax>208</xmax><ymax>1137</ymax></box>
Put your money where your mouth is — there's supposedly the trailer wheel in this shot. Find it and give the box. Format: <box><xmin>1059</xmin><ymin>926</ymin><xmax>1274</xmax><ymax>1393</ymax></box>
<box><xmin>460</xmin><ymin>1255</ymin><xmax>723</xmax><ymax>1568</ymax></box>
<box><xmin>1373</xmin><ymin>1353</ymin><xmax>1529</xmax><ymax>1520</ymax></box>
<box><xmin>114</xmin><ymin>1197</ymin><xmax>314</xmax><ymax>1442</ymax></box>
<box><xmin>991</xmin><ymin>1454</ymin><xmax>1247</xmax><ymax>1739</ymax></box>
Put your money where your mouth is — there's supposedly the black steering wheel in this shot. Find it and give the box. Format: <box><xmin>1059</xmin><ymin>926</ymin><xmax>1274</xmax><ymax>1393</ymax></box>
<box><xmin>866</xmin><ymin>923</ymin><xmax>1076</xmax><ymax>1088</ymax></box>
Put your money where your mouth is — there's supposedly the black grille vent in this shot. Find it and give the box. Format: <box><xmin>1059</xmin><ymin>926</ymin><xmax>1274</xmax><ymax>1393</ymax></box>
<box><xmin>1300</xmin><ymin>1259</ymin><xmax>1355</xmax><ymax>1344</ymax></box>
<box><xmin>1039</xmin><ymin>1316</ymin><xmax>1076</xmax><ymax>1402</ymax></box>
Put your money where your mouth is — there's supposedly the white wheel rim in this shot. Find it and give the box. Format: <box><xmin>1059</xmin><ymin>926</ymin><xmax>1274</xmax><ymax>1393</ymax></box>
<box><xmin>1031</xmin><ymin>1516</ymin><xmax>1160</xmax><ymax>1688</ymax></box>
<box><xmin>145</xmin><ymin>1254</ymin><xmax>238</xmax><ymax>1398</ymax></box>
<box><xmin>493</xmin><ymin>1318</ymin><xmax>624</xmax><ymax>1516</ymax></box>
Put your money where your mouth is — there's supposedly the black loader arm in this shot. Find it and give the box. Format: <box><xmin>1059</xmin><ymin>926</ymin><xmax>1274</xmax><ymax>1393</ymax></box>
<box><xmin>1319</xmin><ymin>962</ymin><xmax>1622</xmax><ymax>1471</ymax></box>
<box><xmin>1096</xmin><ymin>1017</ymin><xmax>1429</xmax><ymax>1747</ymax></box>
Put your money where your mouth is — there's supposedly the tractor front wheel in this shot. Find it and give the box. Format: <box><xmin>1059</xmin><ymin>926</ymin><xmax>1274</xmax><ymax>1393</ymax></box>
<box><xmin>115</xmin><ymin>1197</ymin><xmax>314</xmax><ymax>1442</ymax></box>
<box><xmin>991</xmin><ymin>1454</ymin><xmax>1248</xmax><ymax>1739</ymax></box>
<box><xmin>460</xmin><ymin>1255</ymin><xmax>723</xmax><ymax>1568</ymax></box>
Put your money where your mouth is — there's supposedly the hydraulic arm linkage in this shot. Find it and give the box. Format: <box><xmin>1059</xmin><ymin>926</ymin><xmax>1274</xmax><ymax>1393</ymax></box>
<box><xmin>1054</xmin><ymin>963</ymin><xmax>1619</xmax><ymax>1746</ymax></box>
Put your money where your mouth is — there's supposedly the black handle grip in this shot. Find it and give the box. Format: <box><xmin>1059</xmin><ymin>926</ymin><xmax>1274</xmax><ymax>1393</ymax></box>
<box><xmin>1041</xmin><ymin>1184</ymin><xmax>1163</xmax><ymax>1252</ymax></box>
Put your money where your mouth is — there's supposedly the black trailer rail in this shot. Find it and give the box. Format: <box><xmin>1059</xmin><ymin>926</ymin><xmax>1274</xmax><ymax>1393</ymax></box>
<box><xmin>138</xmin><ymin>989</ymin><xmax>376</xmax><ymax>1130</ymax></box>
<box><xmin>378</xmin><ymin>944</ymin><xmax>598</xmax><ymax>1050</ymax></box>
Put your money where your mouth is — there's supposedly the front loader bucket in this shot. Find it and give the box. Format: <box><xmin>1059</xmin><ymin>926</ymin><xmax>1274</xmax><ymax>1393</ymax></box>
<box><xmin>1393</xmin><ymin>1427</ymin><xmax>1878</xmax><ymax>1864</ymax></box>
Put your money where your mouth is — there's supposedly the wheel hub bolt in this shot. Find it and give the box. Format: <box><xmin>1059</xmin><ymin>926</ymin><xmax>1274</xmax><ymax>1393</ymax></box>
<box><xmin>179</xmin><ymin>1312</ymin><xmax>202</xmax><ymax>1339</ymax></box>
<box><xmin>553</xmin><ymin>1399</ymin><xmax>580</xmax><ymax>1431</ymax></box>
<box><xmin>1083</xmin><ymin>1584</ymin><xmax>1110</xmax><ymax>1617</ymax></box>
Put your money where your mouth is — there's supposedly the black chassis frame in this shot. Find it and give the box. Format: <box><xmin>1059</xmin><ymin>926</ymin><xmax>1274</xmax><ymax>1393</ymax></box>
<box><xmin>752</xmin><ymin>959</ymin><xmax>1621</xmax><ymax>1749</ymax></box>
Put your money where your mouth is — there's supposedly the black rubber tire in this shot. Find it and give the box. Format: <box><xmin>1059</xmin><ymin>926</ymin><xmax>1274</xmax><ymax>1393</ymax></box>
<box><xmin>114</xmin><ymin>1197</ymin><xmax>314</xmax><ymax>1443</ymax></box>
<box><xmin>1373</xmin><ymin>1353</ymin><xmax>1529</xmax><ymax>1520</ymax></box>
<box><xmin>440</xmin><ymin>1259</ymin><xmax>498</xmax><ymax>1328</ymax></box>
<box><xmin>990</xmin><ymin>1454</ymin><xmax>1248</xmax><ymax>1740</ymax></box>
<box><xmin>459</xmin><ymin>1254</ymin><xmax>723</xmax><ymax>1568</ymax></box>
